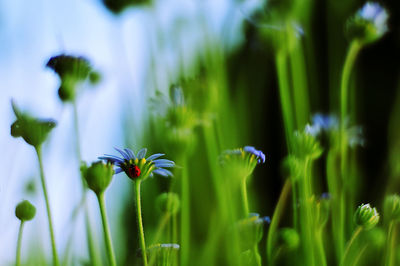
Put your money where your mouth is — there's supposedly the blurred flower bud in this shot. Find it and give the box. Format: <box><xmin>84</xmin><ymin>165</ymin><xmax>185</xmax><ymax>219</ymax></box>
<box><xmin>313</xmin><ymin>194</ymin><xmax>331</xmax><ymax>229</ymax></box>
<box><xmin>346</xmin><ymin>2</ymin><xmax>389</xmax><ymax>44</ymax></box>
<box><xmin>235</xmin><ymin>213</ymin><xmax>270</xmax><ymax>251</ymax></box>
<box><xmin>10</xmin><ymin>100</ymin><xmax>57</xmax><ymax>148</ymax></box>
<box><xmin>281</xmin><ymin>155</ymin><xmax>302</xmax><ymax>181</ymax></box>
<box><xmin>276</xmin><ymin>227</ymin><xmax>300</xmax><ymax>251</ymax></box>
<box><xmin>81</xmin><ymin>161</ymin><xmax>114</xmax><ymax>195</ymax></box>
<box><xmin>15</xmin><ymin>200</ymin><xmax>36</xmax><ymax>221</ymax></box>
<box><xmin>384</xmin><ymin>194</ymin><xmax>400</xmax><ymax>222</ymax></box>
<box><xmin>46</xmin><ymin>54</ymin><xmax>99</xmax><ymax>102</ymax></box>
<box><xmin>354</xmin><ymin>203</ymin><xmax>380</xmax><ymax>230</ymax></box>
<box><xmin>292</xmin><ymin>130</ymin><xmax>323</xmax><ymax>160</ymax></box>
<box><xmin>156</xmin><ymin>192</ymin><xmax>180</xmax><ymax>215</ymax></box>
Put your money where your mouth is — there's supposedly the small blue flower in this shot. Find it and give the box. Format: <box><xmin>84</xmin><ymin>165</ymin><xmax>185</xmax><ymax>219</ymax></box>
<box><xmin>358</xmin><ymin>2</ymin><xmax>388</xmax><ymax>35</ymax></box>
<box><xmin>305</xmin><ymin>113</ymin><xmax>338</xmax><ymax>137</ymax></box>
<box><xmin>99</xmin><ymin>148</ymin><xmax>175</xmax><ymax>180</ymax></box>
<box><xmin>243</xmin><ymin>146</ymin><xmax>266</xmax><ymax>164</ymax></box>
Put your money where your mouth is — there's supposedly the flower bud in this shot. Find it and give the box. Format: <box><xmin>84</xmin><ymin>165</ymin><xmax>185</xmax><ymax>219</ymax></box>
<box><xmin>384</xmin><ymin>194</ymin><xmax>400</xmax><ymax>222</ymax></box>
<box><xmin>81</xmin><ymin>161</ymin><xmax>114</xmax><ymax>195</ymax></box>
<box><xmin>11</xmin><ymin>101</ymin><xmax>57</xmax><ymax>148</ymax></box>
<box><xmin>346</xmin><ymin>2</ymin><xmax>389</xmax><ymax>44</ymax></box>
<box><xmin>354</xmin><ymin>203</ymin><xmax>380</xmax><ymax>230</ymax></box>
<box><xmin>276</xmin><ymin>227</ymin><xmax>300</xmax><ymax>251</ymax></box>
<box><xmin>15</xmin><ymin>200</ymin><xmax>36</xmax><ymax>221</ymax></box>
<box><xmin>292</xmin><ymin>131</ymin><xmax>323</xmax><ymax>160</ymax></box>
<box><xmin>46</xmin><ymin>54</ymin><xmax>99</xmax><ymax>102</ymax></box>
<box><xmin>235</xmin><ymin>213</ymin><xmax>270</xmax><ymax>251</ymax></box>
<box><xmin>139</xmin><ymin>243</ymin><xmax>179</xmax><ymax>265</ymax></box>
<box><xmin>156</xmin><ymin>192</ymin><xmax>180</xmax><ymax>215</ymax></box>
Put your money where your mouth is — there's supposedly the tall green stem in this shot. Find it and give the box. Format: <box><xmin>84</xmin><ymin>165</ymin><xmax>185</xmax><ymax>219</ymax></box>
<box><xmin>135</xmin><ymin>181</ymin><xmax>148</xmax><ymax>266</ymax></box>
<box><xmin>267</xmin><ymin>179</ymin><xmax>292</xmax><ymax>264</ymax></box>
<box><xmin>385</xmin><ymin>221</ymin><xmax>397</xmax><ymax>266</ymax></box>
<box><xmin>35</xmin><ymin>146</ymin><xmax>59</xmax><ymax>266</ymax></box>
<box><xmin>16</xmin><ymin>221</ymin><xmax>24</xmax><ymax>266</ymax></box>
<box><xmin>276</xmin><ymin>50</ymin><xmax>294</xmax><ymax>149</ymax></box>
<box><xmin>180</xmin><ymin>158</ymin><xmax>190</xmax><ymax>266</ymax></box>
<box><xmin>72</xmin><ymin>100</ymin><xmax>102</xmax><ymax>266</ymax></box>
<box><xmin>241</xmin><ymin>178</ymin><xmax>249</xmax><ymax>217</ymax></box>
<box><xmin>341</xmin><ymin>226</ymin><xmax>362</xmax><ymax>266</ymax></box>
<box><xmin>339</xmin><ymin>40</ymin><xmax>362</xmax><ymax>262</ymax></box>
<box><xmin>97</xmin><ymin>192</ymin><xmax>116</xmax><ymax>266</ymax></box>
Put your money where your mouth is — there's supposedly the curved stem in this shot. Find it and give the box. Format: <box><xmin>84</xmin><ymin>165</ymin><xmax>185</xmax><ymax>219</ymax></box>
<box><xmin>35</xmin><ymin>146</ymin><xmax>59</xmax><ymax>266</ymax></box>
<box><xmin>16</xmin><ymin>221</ymin><xmax>24</xmax><ymax>266</ymax></box>
<box><xmin>341</xmin><ymin>226</ymin><xmax>362</xmax><ymax>266</ymax></box>
<box><xmin>97</xmin><ymin>192</ymin><xmax>116</xmax><ymax>266</ymax></box>
<box><xmin>135</xmin><ymin>181</ymin><xmax>148</xmax><ymax>266</ymax></box>
<box><xmin>267</xmin><ymin>179</ymin><xmax>292</xmax><ymax>264</ymax></box>
<box><xmin>340</xmin><ymin>40</ymin><xmax>362</xmax><ymax>128</ymax></box>
<box><xmin>339</xmin><ymin>40</ymin><xmax>362</xmax><ymax>263</ymax></box>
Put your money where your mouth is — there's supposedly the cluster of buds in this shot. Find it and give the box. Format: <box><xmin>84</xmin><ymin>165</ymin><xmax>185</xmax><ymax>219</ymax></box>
<box><xmin>354</xmin><ymin>203</ymin><xmax>380</xmax><ymax>230</ymax></box>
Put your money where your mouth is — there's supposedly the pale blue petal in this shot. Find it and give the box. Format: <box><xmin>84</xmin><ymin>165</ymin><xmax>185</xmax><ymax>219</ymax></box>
<box><xmin>114</xmin><ymin>147</ymin><xmax>130</xmax><ymax>160</ymax></box>
<box><xmin>137</xmin><ymin>148</ymin><xmax>147</xmax><ymax>159</ymax></box>
<box><xmin>125</xmin><ymin>148</ymin><xmax>136</xmax><ymax>160</ymax></box>
<box><xmin>115</xmin><ymin>168</ymin><xmax>123</xmax><ymax>174</ymax></box>
<box><xmin>99</xmin><ymin>155</ymin><xmax>123</xmax><ymax>164</ymax></box>
<box><xmin>146</xmin><ymin>153</ymin><xmax>164</xmax><ymax>161</ymax></box>
<box><xmin>153</xmin><ymin>168</ymin><xmax>173</xmax><ymax>177</ymax></box>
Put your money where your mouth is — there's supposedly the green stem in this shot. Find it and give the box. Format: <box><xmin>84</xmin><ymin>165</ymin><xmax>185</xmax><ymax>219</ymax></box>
<box><xmin>73</xmin><ymin>100</ymin><xmax>102</xmax><ymax>266</ymax></box>
<box><xmin>97</xmin><ymin>193</ymin><xmax>116</xmax><ymax>266</ymax></box>
<box><xmin>352</xmin><ymin>244</ymin><xmax>368</xmax><ymax>266</ymax></box>
<box><xmin>135</xmin><ymin>181</ymin><xmax>148</xmax><ymax>266</ymax></box>
<box><xmin>267</xmin><ymin>179</ymin><xmax>292</xmax><ymax>264</ymax></box>
<box><xmin>385</xmin><ymin>221</ymin><xmax>397</xmax><ymax>266</ymax></box>
<box><xmin>35</xmin><ymin>146</ymin><xmax>59</xmax><ymax>266</ymax></box>
<box><xmin>16</xmin><ymin>221</ymin><xmax>24</xmax><ymax>266</ymax></box>
<box><xmin>339</xmin><ymin>40</ymin><xmax>362</xmax><ymax>263</ymax></box>
<box><xmin>276</xmin><ymin>50</ymin><xmax>294</xmax><ymax>150</ymax></box>
<box><xmin>340</xmin><ymin>40</ymin><xmax>362</xmax><ymax>129</ymax></box>
<box><xmin>241</xmin><ymin>178</ymin><xmax>249</xmax><ymax>217</ymax></box>
<box><xmin>315</xmin><ymin>230</ymin><xmax>327</xmax><ymax>266</ymax></box>
<box><xmin>341</xmin><ymin>226</ymin><xmax>362</xmax><ymax>266</ymax></box>
<box><xmin>180</xmin><ymin>158</ymin><xmax>190</xmax><ymax>266</ymax></box>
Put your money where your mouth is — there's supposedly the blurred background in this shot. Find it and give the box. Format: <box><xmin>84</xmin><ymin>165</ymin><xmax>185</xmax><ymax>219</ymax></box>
<box><xmin>0</xmin><ymin>0</ymin><xmax>399</xmax><ymax>265</ymax></box>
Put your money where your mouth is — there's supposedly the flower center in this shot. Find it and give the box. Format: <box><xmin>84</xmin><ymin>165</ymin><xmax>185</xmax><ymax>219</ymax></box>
<box><xmin>128</xmin><ymin>165</ymin><xmax>141</xmax><ymax>178</ymax></box>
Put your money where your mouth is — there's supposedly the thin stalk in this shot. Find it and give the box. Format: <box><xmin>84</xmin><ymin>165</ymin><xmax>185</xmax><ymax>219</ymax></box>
<box><xmin>35</xmin><ymin>146</ymin><xmax>59</xmax><ymax>266</ymax></box>
<box><xmin>341</xmin><ymin>226</ymin><xmax>362</xmax><ymax>266</ymax></box>
<box><xmin>135</xmin><ymin>181</ymin><xmax>148</xmax><ymax>266</ymax></box>
<box><xmin>315</xmin><ymin>230</ymin><xmax>327</xmax><ymax>266</ymax></box>
<box><xmin>241</xmin><ymin>178</ymin><xmax>249</xmax><ymax>217</ymax></box>
<box><xmin>292</xmin><ymin>181</ymin><xmax>298</xmax><ymax>230</ymax></box>
<box><xmin>267</xmin><ymin>179</ymin><xmax>292</xmax><ymax>264</ymax></box>
<box><xmin>180</xmin><ymin>158</ymin><xmax>190</xmax><ymax>266</ymax></box>
<box><xmin>16</xmin><ymin>221</ymin><xmax>25</xmax><ymax>266</ymax></box>
<box><xmin>152</xmin><ymin>213</ymin><xmax>171</xmax><ymax>245</ymax></box>
<box><xmin>299</xmin><ymin>157</ymin><xmax>315</xmax><ymax>266</ymax></box>
<box><xmin>72</xmin><ymin>100</ymin><xmax>102</xmax><ymax>266</ymax></box>
<box><xmin>340</xmin><ymin>40</ymin><xmax>362</xmax><ymax>129</ymax></box>
<box><xmin>97</xmin><ymin>193</ymin><xmax>116</xmax><ymax>266</ymax></box>
<box><xmin>339</xmin><ymin>40</ymin><xmax>362</xmax><ymax>262</ymax></box>
<box><xmin>352</xmin><ymin>245</ymin><xmax>368</xmax><ymax>266</ymax></box>
<box><xmin>385</xmin><ymin>221</ymin><xmax>397</xmax><ymax>266</ymax></box>
<box><xmin>276</xmin><ymin>50</ymin><xmax>295</xmax><ymax>150</ymax></box>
